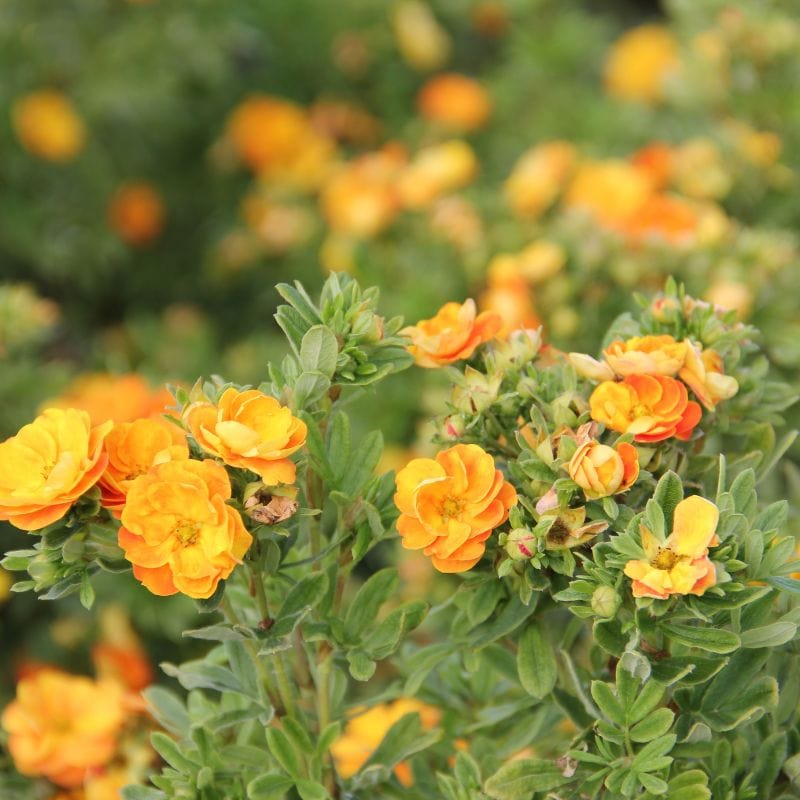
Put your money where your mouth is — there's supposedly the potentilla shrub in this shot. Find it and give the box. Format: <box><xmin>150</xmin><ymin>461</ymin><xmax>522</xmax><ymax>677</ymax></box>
<box><xmin>1</xmin><ymin>274</ymin><xmax>799</xmax><ymax>800</ymax></box>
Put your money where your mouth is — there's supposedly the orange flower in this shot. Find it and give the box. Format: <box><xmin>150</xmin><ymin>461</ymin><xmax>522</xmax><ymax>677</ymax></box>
<box><xmin>1</xmin><ymin>669</ymin><xmax>125</xmax><ymax>787</ymax></box>
<box><xmin>678</xmin><ymin>342</ymin><xmax>738</xmax><ymax>411</ymax></box>
<box><xmin>46</xmin><ymin>373</ymin><xmax>175</xmax><ymax>426</ymax></box>
<box><xmin>99</xmin><ymin>418</ymin><xmax>189</xmax><ymax>516</ymax></box>
<box><xmin>0</xmin><ymin>409</ymin><xmax>111</xmax><ymax>531</ymax></box>
<box><xmin>590</xmin><ymin>374</ymin><xmax>701</xmax><ymax>443</ymax></box>
<box><xmin>92</xmin><ymin>605</ymin><xmax>153</xmax><ymax>692</ymax></box>
<box><xmin>603</xmin><ymin>335</ymin><xmax>687</xmax><ymax>377</ymax></box>
<box><xmin>631</xmin><ymin>142</ymin><xmax>675</xmax><ymax>190</ymax></box>
<box><xmin>394</xmin><ymin>443</ymin><xmax>517</xmax><ymax>572</ymax></box>
<box><xmin>331</xmin><ymin>699</ymin><xmax>441</xmax><ymax>785</ymax></box>
<box><xmin>619</xmin><ymin>194</ymin><xmax>699</xmax><ymax>244</ymax></box>
<box><xmin>568</xmin><ymin>440</ymin><xmax>639</xmax><ymax>499</ymax></box>
<box><xmin>564</xmin><ymin>160</ymin><xmax>652</xmax><ymax>227</ymax></box>
<box><xmin>398</xmin><ymin>140</ymin><xmax>478</xmax><ymax>210</ymax></box>
<box><xmin>107</xmin><ymin>182</ymin><xmax>165</xmax><ymax>246</ymax></box>
<box><xmin>504</xmin><ymin>141</ymin><xmax>576</xmax><ymax>219</ymax></box>
<box><xmin>604</xmin><ymin>25</ymin><xmax>680</xmax><ymax>104</ymax></box>
<box><xmin>12</xmin><ymin>90</ymin><xmax>86</xmax><ymax>162</ymax></box>
<box><xmin>417</xmin><ymin>73</ymin><xmax>492</xmax><ymax>131</ymax></box>
<box><xmin>184</xmin><ymin>388</ymin><xmax>307</xmax><ymax>485</ymax></box>
<box><xmin>119</xmin><ymin>459</ymin><xmax>252</xmax><ymax>598</ymax></box>
<box><xmin>624</xmin><ymin>495</ymin><xmax>718</xmax><ymax>599</ymax></box>
<box><xmin>403</xmin><ymin>299</ymin><xmax>501</xmax><ymax>368</ymax></box>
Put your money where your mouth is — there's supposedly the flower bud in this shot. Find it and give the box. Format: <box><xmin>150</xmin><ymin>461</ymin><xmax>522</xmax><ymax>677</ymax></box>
<box><xmin>452</xmin><ymin>367</ymin><xmax>501</xmax><ymax>413</ymax></box>
<box><xmin>505</xmin><ymin>528</ymin><xmax>537</xmax><ymax>561</ymax></box>
<box><xmin>442</xmin><ymin>415</ymin><xmax>466</xmax><ymax>439</ymax></box>
<box><xmin>28</xmin><ymin>555</ymin><xmax>59</xmax><ymax>585</ymax></box>
<box><xmin>591</xmin><ymin>585</ymin><xmax>621</xmax><ymax>618</ymax></box>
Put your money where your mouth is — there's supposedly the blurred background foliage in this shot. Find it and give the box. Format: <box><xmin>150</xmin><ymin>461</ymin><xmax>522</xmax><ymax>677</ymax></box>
<box><xmin>1</xmin><ymin>0</ymin><xmax>799</xmax><ymax>710</ymax></box>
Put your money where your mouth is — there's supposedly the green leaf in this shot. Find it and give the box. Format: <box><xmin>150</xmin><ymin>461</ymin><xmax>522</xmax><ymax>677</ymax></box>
<box><xmin>295</xmin><ymin>780</ymin><xmax>331</xmax><ymax>800</ymax></box>
<box><xmin>590</xmin><ymin>681</ymin><xmax>625</xmax><ymax>727</ymax></box>
<box><xmin>630</xmin><ymin>734</ymin><xmax>676</xmax><ymax>771</ymax></box>
<box><xmin>362</xmin><ymin>600</ymin><xmax>427</xmax><ymax>660</ymax></box>
<box><xmin>266</xmin><ymin>727</ymin><xmax>303</xmax><ymax>777</ymax></box>
<box><xmin>341</xmin><ymin>431</ymin><xmax>383</xmax><ymax>497</ymax></box>
<box><xmin>79</xmin><ymin>572</ymin><xmax>95</xmax><ymax>610</ymax></box>
<box><xmin>661</xmin><ymin>623</ymin><xmax>740</xmax><ymax>654</ymax></box>
<box><xmin>121</xmin><ymin>788</ymin><xmax>167</xmax><ymax>800</ymax></box>
<box><xmin>326</xmin><ymin>411</ymin><xmax>351</xmax><ymax>482</ymax></box>
<box><xmin>484</xmin><ymin>758</ymin><xmax>573</xmax><ymax>799</ymax></box>
<box><xmin>142</xmin><ymin>687</ymin><xmax>190</xmax><ymax>736</ymax></box>
<box><xmin>300</xmin><ymin>325</ymin><xmax>338</xmax><ymax>379</ymax></box>
<box><xmin>247</xmin><ymin>774</ymin><xmax>295</xmax><ymax>799</ymax></box>
<box><xmin>161</xmin><ymin>661</ymin><xmax>245</xmax><ymax>696</ymax></box>
<box><xmin>150</xmin><ymin>732</ymin><xmax>198</xmax><ymax>772</ymax></box>
<box><xmin>627</xmin><ymin>681</ymin><xmax>665</xmax><ymax>723</ymax></box>
<box><xmin>293</xmin><ymin>371</ymin><xmax>331</xmax><ymax>408</ymax></box>
<box><xmin>730</xmin><ymin>469</ymin><xmax>757</xmax><ymax>518</ymax></box>
<box><xmin>467</xmin><ymin>595</ymin><xmax>538</xmax><ymax>650</ymax></box>
<box><xmin>344</xmin><ymin>568</ymin><xmax>399</xmax><ymax>640</ymax></box>
<box><xmin>653</xmin><ymin>471</ymin><xmax>683</xmax><ymax>530</ymax></box>
<box><xmin>347</xmin><ymin>651</ymin><xmax>377</xmax><ymax>681</ymax></box>
<box><xmin>629</xmin><ymin>707</ymin><xmax>674</xmax><ymax>742</ymax></box>
<box><xmin>517</xmin><ymin>623</ymin><xmax>557</xmax><ymax>700</ymax></box>
<box><xmin>639</xmin><ymin>773</ymin><xmax>669</xmax><ymax>794</ymax></box>
<box><xmin>739</xmin><ymin>621</ymin><xmax>797</xmax><ymax>649</ymax></box>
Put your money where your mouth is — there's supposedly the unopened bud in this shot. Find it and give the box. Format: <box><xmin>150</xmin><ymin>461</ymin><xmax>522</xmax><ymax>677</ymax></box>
<box><xmin>591</xmin><ymin>585</ymin><xmax>621</xmax><ymax>618</ymax></box>
<box><xmin>505</xmin><ymin>528</ymin><xmax>536</xmax><ymax>561</ymax></box>
<box><xmin>442</xmin><ymin>415</ymin><xmax>466</xmax><ymax>439</ymax></box>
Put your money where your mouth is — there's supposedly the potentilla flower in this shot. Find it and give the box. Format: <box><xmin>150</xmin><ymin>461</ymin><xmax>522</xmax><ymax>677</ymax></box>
<box><xmin>678</xmin><ymin>342</ymin><xmax>738</xmax><ymax>411</ymax></box>
<box><xmin>394</xmin><ymin>443</ymin><xmax>517</xmax><ymax>572</ymax></box>
<box><xmin>624</xmin><ymin>495</ymin><xmax>719</xmax><ymax>599</ymax></box>
<box><xmin>184</xmin><ymin>388</ymin><xmax>307</xmax><ymax>485</ymax></box>
<box><xmin>590</xmin><ymin>374</ymin><xmax>701</xmax><ymax>443</ymax></box>
<box><xmin>417</xmin><ymin>73</ymin><xmax>492</xmax><ymax>132</ymax></box>
<box><xmin>504</xmin><ymin>140</ymin><xmax>576</xmax><ymax>220</ymax></box>
<box><xmin>403</xmin><ymin>299</ymin><xmax>501</xmax><ymax>367</ymax></box>
<box><xmin>99</xmin><ymin>418</ymin><xmax>189</xmax><ymax>516</ymax></box>
<box><xmin>604</xmin><ymin>335</ymin><xmax>687</xmax><ymax>377</ymax></box>
<box><xmin>119</xmin><ymin>459</ymin><xmax>252</xmax><ymax>598</ymax></box>
<box><xmin>397</xmin><ymin>140</ymin><xmax>478</xmax><ymax>210</ymax></box>
<box><xmin>107</xmin><ymin>182</ymin><xmax>165</xmax><ymax>247</ymax></box>
<box><xmin>1</xmin><ymin>669</ymin><xmax>125</xmax><ymax>787</ymax></box>
<box><xmin>331</xmin><ymin>699</ymin><xmax>441</xmax><ymax>785</ymax></box>
<box><xmin>12</xmin><ymin>90</ymin><xmax>86</xmax><ymax>162</ymax></box>
<box><xmin>568</xmin><ymin>440</ymin><xmax>639</xmax><ymax>499</ymax></box>
<box><xmin>0</xmin><ymin>409</ymin><xmax>112</xmax><ymax>531</ymax></box>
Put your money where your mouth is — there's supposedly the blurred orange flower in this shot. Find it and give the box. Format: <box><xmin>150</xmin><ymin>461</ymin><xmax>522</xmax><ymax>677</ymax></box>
<box><xmin>395</xmin><ymin>443</ymin><xmax>517</xmax><ymax>572</ymax></box>
<box><xmin>99</xmin><ymin>418</ymin><xmax>189</xmax><ymax>516</ymax></box>
<box><xmin>568</xmin><ymin>440</ymin><xmax>639</xmax><ymax>499</ymax></box>
<box><xmin>403</xmin><ymin>298</ymin><xmax>501</xmax><ymax>367</ymax></box>
<box><xmin>398</xmin><ymin>140</ymin><xmax>478</xmax><ymax>209</ymax></box>
<box><xmin>417</xmin><ymin>73</ymin><xmax>492</xmax><ymax>131</ymax></box>
<box><xmin>504</xmin><ymin>141</ymin><xmax>576</xmax><ymax>219</ymax></box>
<box><xmin>119</xmin><ymin>459</ymin><xmax>251</xmax><ymax>598</ymax></box>
<box><xmin>47</xmin><ymin>373</ymin><xmax>175</xmax><ymax>426</ymax></box>
<box><xmin>1</xmin><ymin>670</ymin><xmax>124</xmax><ymax>787</ymax></box>
<box><xmin>332</xmin><ymin>699</ymin><xmax>441</xmax><ymax>785</ymax></box>
<box><xmin>564</xmin><ymin>160</ymin><xmax>652</xmax><ymax>227</ymax></box>
<box><xmin>393</xmin><ymin>0</ymin><xmax>451</xmax><ymax>71</ymax></box>
<box><xmin>0</xmin><ymin>409</ymin><xmax>111</xmax><ymax>531</ymax></box>
<box><xmin>630</xmin><ymin>142</ymin><xmax>675</xmax><ymax>190</ymax></box>
<box><xmin>590</xmin><ymin>374</ymin><xmax>701</xmax><ymax>443</ymax></box>
<box><xmin>107</xmin><ymin>182</ymin><xmax>165</xmax><ymax>246</ymax></box>
<box><xmin>624</xmin><ymin>496</ymin><xmax>718</xmax><ymax>599</ymax></box>
<box><xmin>604</xmin><ymin>24</ymin><xmax>680</xmax><ymax>103</ymax></box>
<box><xmin>92</xmin><ymin>605</ymin><xmax>153</xmax><ymax>692</ymax></box>
<box><xmin>12</xmin><ymin>90</ymin><xmax>86</xmax><ymax>162</ymax></box>
<box><xmin>184</xmin><ymin>387</ymin><xmax>307</xmax><ymax>485</ymax></box>
<box><xmin>619</xmin><ymin>194</ymin><xmax>699</xmax><ymax>244</ymax></box>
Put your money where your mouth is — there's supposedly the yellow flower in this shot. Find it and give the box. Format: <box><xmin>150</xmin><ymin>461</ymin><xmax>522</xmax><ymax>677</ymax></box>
<box><xmin>403</xmin><ymin>299</ymin><xmax>501</xmax><ymax>368</ymax></box>
<box><xmin>417</xmin><ymin>73</ymin><xmax>492</xmax><ymax>132</ymax></box>
<box><xmin>504</xmin><ymin>141</ymin><xmax>576</xmax><ymax>219</ymax></box>
<box><xmin>184</xmin><ymin>388</ymin><xmax>307</xmax><ymax>485</ymax></box>
<box><xmin>107</xmin><ymin>182</ymin><xmax>165</xmax><ymax>247</ymax></box>
<box><xmin>392</xmin><ymin>0</ymin><xmax>451</xmax><ymax>71</ymax></box>
<box><xmin>331</xmin><ymin>699</ymin><xmax>441</xmax><ymax>784</ymax></box>
<box><xmin>517</xmin><ymin>240</ymin><xmax>566</xmax><ymax>284</ymax></box>
<box><xmin>398</xmin><ymin>140</ymin><xmax>478</xmax><ymax>210</ymax></box>
<box><xmin>119</xmin><ymin>459</ymin><xmax>252</xmax><ymax>598</ymax></box>
<box><xmin>394</xmin><ymin>443</ymin><xmax>517</xmax><ymax>572</ymax></box>
<box><xmin>678</xmin><ymin>342</ymin><xmax>738</xmax><ymax>411</ymax></box>
<box><xmin>1</xmin><ymin>669</ymin><xmax>125</xmax><ymax>787</ymax></box>
<box><xmin>604</xmin><ymin>25</ymin><xmax>680</xmax><ymax>104</ymax></box>
<box><xmin>604</xmin><ymin>335</ymin><xmax>687</xmax><ymax>377</ymax></box>
<box><xmin>0</xmin><ymin>409</ymin><xmax>112</xmax><ymax>531</ymax></box>
<box><xmin>99</xmin><ymin>418</ymin><xmax>189</xmax><ymax>517</ymax></box>
<box><xmin>564</xmin><ymin>160</ymin><xmax>652</xmax><ymax>227</ymax></box>
<box><xmin>624</xmin><ymin>496</ymin><xmax>719</xmax><ymax>599</ymax></box>
<box><xmin>672</xmin><ymin>138</ymin><xmax>732</xmax><ymax>201</ymax></box>
<box><xmin>12</xmin><ymin>90</ymin><xmax>86</xmax><ymax>162</ymax></box>
<box><xmin>568</xmin><ymin>440</ymin><xmax>639</xmax><ymax>499</ymax></box>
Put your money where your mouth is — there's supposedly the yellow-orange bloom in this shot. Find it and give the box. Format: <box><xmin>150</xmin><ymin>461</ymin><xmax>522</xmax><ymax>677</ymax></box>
<box><xmin>604</xmin><ymin>335</ymin><xmax>687</xmax><ymax>377</ymax></box>
<box><xmin>0</xmin><ymin>409</ymin><xmax>111</xmax><ymax>531</ymax></box>
<box><xmin>119</xmin><ymin>459</ymin><xmax>252</xmax><ymax>598</ymax></box>
<box><xmin>12</xmin><ymin>90</ymin><xmax>86</xmax><ymax>162</ymax></box>
<box><xmin>678</xmin><ymin>342</ymin><xmax>738</xmax><ymax>411</ymax></box>
<box><xmin>331</xmin><ymin>699</ymin><xmax>441</xmax><ymax>785</ymax></box>
<box><xmin>624</xmin><ymin>495</ymin><xmax>718</xmax><ymax>598</ymax></box>
<box><xmin>392</xmin><ymin>0</ymin><xmax>451</xmax><ymax>71</ymax></box>
<box><xmin>504</xmin><ymin>141</ymin><xmax>576</xmax><ymax>219</ymax></box>
<box><xmin>604</xmin><ymin>25</ymin><xmax>680</xmax><ymax>104</ymax></box>
<box><xmin>403</xmin><ymin>299</ymin><xmax>501</xmax><ymax>368</ymax></box>
<box><xmin>417</xmin><ymin>73</ymin><xmax>492</xmax><ymax>132</ymax></box>
<box><xmin>107</xmin><ymin>182</ymin><xmax>165</xmax><ymax>247</ymax></box>
<box><xmin>590</xmin><ymin>374</ymin><xmax>701</xmax><ymax>443</ymax></box>
<box><xmin>1</xmin><ymin>669</ymin><xmax>125</xmax><ymax>787</ymax></box>
<box><xmin>398</xmin><ymin>140</ymin><xmax>478</xmax><ymax>209</ymax></box>
<box><xmin>619</xmin><ymin>193</ymin><xmax>700</xmax><ymax>245</ymax></box>
<box><xmin>568</xmin><ymin>440</ymin><xmax>639</xmax><ymax>499</ymax></box>
<box><xmin>394</xmin><ymin>443</ymin><xmax>517</xmax><ymax>572</ymax></box>
<box><xmin>46</xmin><ymin>373</ymin><xmax>175</xmax><ymax>426</ymax></box>
<box><xmin>564</xmin><ymin>160</ymin><xmax>652</xmax><ymax>227</ymax></box>
<box><xmin>184</xmin><ymin>388</ymin><xmax>307</xmax><ymax>485</ymax></box>
<box><xmin>99</xmin><ymin>418</ymin><xmax>189</xmax><ymax>516</ymax></box>
<box><xmin>631</xmin><ymin>142</ymin><xmax>675</xmax><ymax>190</ymax></box>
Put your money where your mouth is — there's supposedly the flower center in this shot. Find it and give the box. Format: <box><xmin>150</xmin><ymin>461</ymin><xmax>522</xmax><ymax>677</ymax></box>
<box><xmin>440</xmin><ymin>496</ymin><xmax>463</xmax><ymax>520</ymax></box>
<box><xmin>173</xmin><ymin>520</ymin><xmax>200</xmax><ymax>546</ymax></box>
<box><xmin>652</xmin><ymin>548</ymin><xmax>680</xmax><ymax>570</ymax></box>
<box><xmin>547</xmin><ymin>520</ymin><xmax>571</xmax><ymax>546</ymax></box>
<box><xmin>632</xmin><ymin>403</ymin><xmax>651</xmax><ymax>419</ymax></box>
